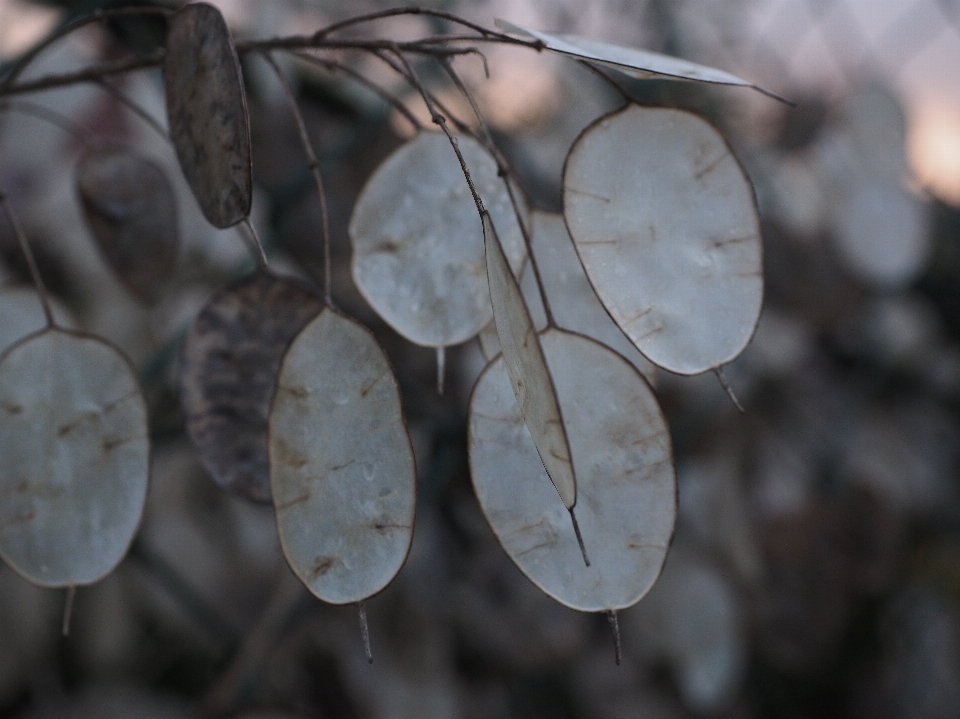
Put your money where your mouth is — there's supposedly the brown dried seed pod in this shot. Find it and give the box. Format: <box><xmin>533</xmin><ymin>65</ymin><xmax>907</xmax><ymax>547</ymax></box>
<box><xmin>180</xmin><ymin>269</ymin><xmax>323</xmax><ymax>503</ymax></box>
<box><xmin>76</xmin><ymin>147</ymin><xmax>178</xmax><ymax>302</ymax></box>
<box><xmin>164</xmin><ymin>1</ymin><xmax>252</xmax><ymax>229</ymax></box>
<box><xmin>0</xmin><ymin>328</ymin><xmax>149</xmax><ymax>588</ymax></box>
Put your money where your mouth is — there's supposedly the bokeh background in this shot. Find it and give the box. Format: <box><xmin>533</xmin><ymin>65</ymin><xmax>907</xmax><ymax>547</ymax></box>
<box><xmin>2</xmin><ymin>0</ymin><xmax>960</xmax><ymax>717</ymax></box>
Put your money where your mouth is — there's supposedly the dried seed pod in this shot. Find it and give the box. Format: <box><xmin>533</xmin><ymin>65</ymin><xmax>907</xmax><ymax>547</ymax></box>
<box><xmin>530</xmin><ymin>210</ymin><xmax>656</xmax><ymax>383</ymax></box>
<box><xmin>165</xmin><ymin>1</ymin><xmax>252</xmax><ymax>228</ymax></box>
<box><xmin>496</xmin><ymin>19</ymin><xmax>777</xmax><ymax>97</ymax></box>
<box><xmin>270</xmin><ymin>308</ymin><xmax>416</xmax><ymax>605</ymax></box>
<box><xmin>180</xmin><ymin>270</ymin><xmax>323</xmax><ymax>503</ymax></box>
<box><xmin>484</xmin><ymin>214</ymin><xmax>576</xmax><ymax>510</ymax></box>
<box><xmin>76</xmin><ymin>147</ymin><xmax>178</xmax><ymax>302</ymax></box>
<box><xmin>0</xmin><ymin>328</ymin><xmax>149</xmax><ymax>587</ymax></box>
<box><xmin>469</xmin><ymin>328</ymin><xmax>675</xmax><ymax>611</ymax></box>
<box><xmin>350</xmin><ymin>132</ymin><xmax>527</xmax><ymax>348</ymax></box>
<box><xmin>564</xmin><ymin>105</ymin><xmax>763</xmax><ymax>375</ymax></box>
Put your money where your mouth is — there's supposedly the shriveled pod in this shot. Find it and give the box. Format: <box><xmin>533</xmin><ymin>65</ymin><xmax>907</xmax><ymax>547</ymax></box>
<box><xmin>269</xmin><ymin>308</ymin><xmax>416</xmax><ymax>605</ymax></box>
<box><xmin>529</xmin><ymin>210</ymin><xmax>656</xmax><ymax>383</ymax></box>
<box><xmin>484</xmin><ymin>215</ymin><xmax>581</xmax><ymax>547</ymax></box>
<box><xmin>563</xmin><ymin>105</ymin><xmax>763</xmax><ymax>376</ymax></box>
<box><xmin>0</xmin><ymin>286</ymin><xmax>73</xmax><ymax>354</ymax></box>
<box><xmin>469</xmin><ymin>328</ymin><xmax>675</xmax><ymax>612</ymax></box>
<box><xmin>180</xmin><ymin>270</ymin><xmax>324</xmax><ymax>503</ymax></box>
<box><xmin>164</xmin><ymin>1</ymin><xmax>252</xmax><ymax>228</ymax></box>
<box><xmin>76</xmin><ymin>147</ymin><xmax>178</xmax><ymax>302</ymax></box>
<box><xmin>478</xmin><ymin>257</ymin><xmax>547</xmax><ymax>361</ymax></box>
<box><xmin>0</xmin><ymin>328</ymin><xmax>149</xmax><ymax>587</ymax></box>
<box><xmin>495</xmin><ymin>19</ymin><xmax>782</xmax><ymax>100</ymax></box>
<box><xmin>349</xmin><ymin>131</ymin><xmax>528</xmax><ymax>349</ymax></box>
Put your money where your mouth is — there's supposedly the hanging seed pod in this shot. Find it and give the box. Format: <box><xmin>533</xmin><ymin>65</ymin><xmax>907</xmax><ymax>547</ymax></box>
<box><xmin>269</xmin><ymin>308</ymin><xmax>416</xmax><ymax>605</ymax></box>
<box><xmin>180</xmin><ymin>270</ymin><xmax>323</xmax><ymax>503</ymax></box>
<box><xmin>495</xmin><ymin>19</ymin><xmax>782</xmax><ymax>100</ymax></box>
<box><xmin>563</xmin><ymin>105</ymin><xmax>763</xmax><ymax>376</ymax></box>
<box><xmin>164</xmin><ymin>1</ymin><xmax>252</xmax><ymax>228</ymax></box>
<box><xmin>0</xmin><ymin>328</ymin><xmax>149</xmax><ymax>587</ymax></box>
<box><xmin>350</xmin><ymin>131</ymin><xmax>527</xmax><ymax>348</ymax></box>
<box><xmin>76</xmin><ymin>147</ymin><xmax>178</xmax><ymax>302</ymax></box>
<box><xmin>470</xmin><ymin>328</ymin><xmax>675</xmax><ymax>611</ymax></box>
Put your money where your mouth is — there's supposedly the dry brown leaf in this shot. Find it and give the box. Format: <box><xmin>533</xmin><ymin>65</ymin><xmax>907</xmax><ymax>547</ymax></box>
<box><xmin>469</xmin><ymin>328</ymin><xmax>675</xmax><ymax>611</ymax></box>
<box><xmin>270</xmin><ymin>308</ymin><xmax>416</xmax><ymax>605</ymax></box>
<box><xmin>76</xmin><ymin>147</ymin><xmax>178</xmax><ymax>302</ymax></box>
<box><xmin>165</xmin><ymin>1</ymin><xmax>252</xmax><ymax>229</ymax></box>
<box><xmin>0</xmin><ymin>328</ymin><xmax>149</xmax><ymax>587</ymax></box>
<box><xmin>180</xmin><ymin>269</ymin><xmax>323</xmax><ymax>503</ymax></box>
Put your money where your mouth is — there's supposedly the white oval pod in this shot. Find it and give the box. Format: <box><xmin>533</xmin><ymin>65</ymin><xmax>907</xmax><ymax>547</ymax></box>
<box><xmin>484</xmin><ymin>214</ymin><xmax>576</xmax><ymax>510</ymax></box>
<box><xmin>0</xmin><ymin>328</ymin><xmax>149</xmax><ymax>587</ymax></box>
<box><xmin>495</xmin><ymin>20</ymin><xmax>781</xmax><ymax>99</ymax></box>
<box><xmin>563</xmin><ymin>105</ymin><xmax>762</xmax><ymax>376</ymax></box>
<box><xmin>469</xmin><ymin>329</ymin><xmax>675</xmax><ymax>611</ymax></box>
<box><xmin>530</xmin><ymin>211</ymin><xmax>656</xmax><ymax>383</ymax></box>
<box><xmin>269</xmin><ymin>309</ymin><xmax>415</xmax><ymax>604</ymax></box>
<box><xmin>349</xmin><ymin>132</ymin><xmax>527</xmax><ymax>347</ymax></box>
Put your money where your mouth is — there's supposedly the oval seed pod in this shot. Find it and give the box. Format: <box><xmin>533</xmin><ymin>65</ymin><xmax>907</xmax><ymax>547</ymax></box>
<box><xmin>349</xmin><ymin>131</ymin><xmax>527</xmax><ymax>348</ymax></box>
<box><xmin>495</xmin><ymin>20</ymin><xmax>782</xmax><ymax>100</ymax></box>
<box><xmin>269</xmin><ymin>308</ymin><xmax>416</xmax><ymax>605</ymax></box>
<box><xmin>469</xmin><ymin>328</ymin><xmax>675</xmax><ymax>612</ymax></box>
<box><xmin>165</xmin><ymin>1</ymin><xmax>252</xmax><ymax>228</ymax></box>
<box><xmin>0</xmin><ymin>328</ymin><xmax>149</xmax><ymax>587</ymax></box>
<box><xmin>180</xmin><ymin>270</ymin><xmax>324</xmax><ymax>503</ymax></box>
<box><xmin>76</xmin><ymin>147</ymin><xmax>178</xmax><ymax>302</ymax></box>
<box><xmin>484</xmin><ymin>214</ymin><xmax>576</xmax><ymax>510</ymax></box>
<box><xmin>530</xmin><ymin>210</ymin><xmax>656</xmax><ymax>383</ymax></box>
<box><xmin>563</xmin><ymin>105</ymin><xmax>763</xmax><ymax>376</ymax></box>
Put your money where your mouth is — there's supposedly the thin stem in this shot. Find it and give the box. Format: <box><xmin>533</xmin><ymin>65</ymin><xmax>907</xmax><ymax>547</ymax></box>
<box><xmin>357</xmin><ymin>601</ymin><xmax>373</xmax><ymax>664</ymax></box>
<box><xmin>436</xmin><ymin>346</ymin><xmax>445</xmax><ymax>396</ymax></box>
<box><xmin>0</xmin><ymin>100</ymin><xmax>99</xmax><ymax>147</ymax></box>
<box><xmin>713</xmin><ymin>366</ymin><xmax>745</xmax><ymax>414</ymax></box>
<box><xmin>0</xmin><ymin>53</ymin><xmax>164</xmax><ymax>98</ymax></box>
<box><xmin>92</xmin><ymin>77</ymin><xmax>170</xmax><ymax>142</ymax></box>
<box><xmin>240</xmin><ymin>218</ymin><xmax>269</xmax><ymax>269</ymax></box>
<box><xmin>310</xmin><ymin>6</ymin><xmax>528</xmax><ymax>44</ymax></box>
<box><xmin>0</xmin><ymin>193</ymin><xmax>55</xmax><ymax>328</ymax></box>
<box><xmin>437</xmin><ymin>57</ymin><xmax>557</xmax><ymax>328</ymax></box>
<box><xmin>606</xmin><ymin>610</ymin><xmax>622</xmax><ymax>665</ymax></box>
<box><xmin>0</xmin><ymin>6</ymin><xmax>173</xmax><ymax>92</ymax></box>
<box><xmin>289</xmin><ymin>51</ymin><xmax>423</xmax><ymax>131</ymax></box>
<box><xmin>578</xmin><ymin>60</ymin><xmax>634</xmax><ymax>103</ymax></box>
<box><xmin>261</xmin><ymin>53</ymin><xmax>332</xmax><ymax>305</ymax></box>
<box><xmin>569</xmin><ymin>508</ymin><xmax>590</xmax><ymax>567</ymax></box>
<box><xmin>62</xmin><ymin>586</ymin><xmax>77</xmax><ymax>637</ymax></box>
<box><xmin>389</xmin><ymin>47</ymin><xmax>485</xmax><ymax>216</ymax></box>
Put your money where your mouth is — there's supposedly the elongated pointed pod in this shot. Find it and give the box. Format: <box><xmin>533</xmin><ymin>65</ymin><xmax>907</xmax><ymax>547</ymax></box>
<box><xmin>76</xmin><ymin>147</ymin><xmax>179</xmax><ymax>302</ymax></box>
<box><xmin>495</xmin><ymin>20</ymin><xmax>786</xmax><ymax>102</ymax></box>
<box><xmin>484</xmin><ymin>213</ymin><xmax>576</xmax><ymax>510</ymax></box>
<box><xmin>180</xmin><ymin>270</ymin><xmax>324</xmax><ymax>504</ymax></box>
<box><xmin>469</xmin><ymin>329</ymin><xmax>676</xmax><ymax>611</ymax></box>
<box><xmin>350</xmin><ymin>132</ymin><xmax>527</xmax><ymax>348</ymax></box>
<box><xmin>269</xmin><ymin>309</ymin><xmax>416</xmax><ymax>605</ymax></box>
<box><xmin>563</xmin><ymin>105</ymin><xmax>763</xmax><ymax>376</ymax></box>
<box><xmin>165</xmin><ymin>1</ymin><xmax>252</xmax><ymax>228</ymax></box>
<box><xmin>0</xmin><ymin>328</ymin><xmax>149</xmax><ymax>587</ymax></box>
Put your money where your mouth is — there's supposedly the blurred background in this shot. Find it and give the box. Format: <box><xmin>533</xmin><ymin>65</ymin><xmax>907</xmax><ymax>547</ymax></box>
<box><xmin>2</xmin><ymin>0</ymin><xmax>960</xmax><ymax>717</ymax></box>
